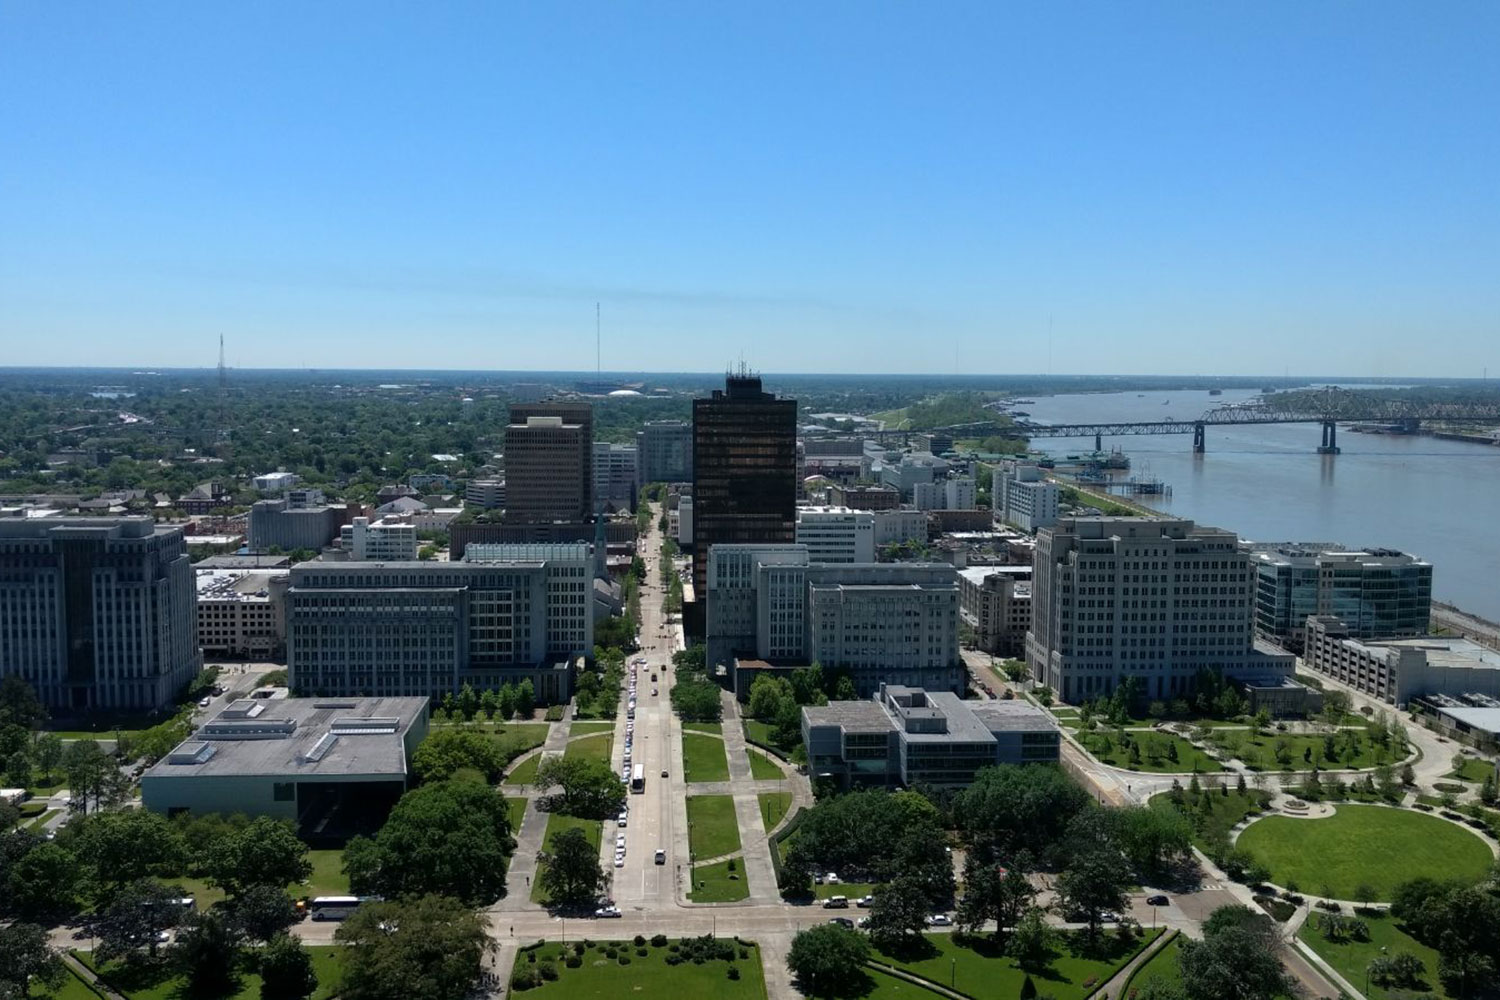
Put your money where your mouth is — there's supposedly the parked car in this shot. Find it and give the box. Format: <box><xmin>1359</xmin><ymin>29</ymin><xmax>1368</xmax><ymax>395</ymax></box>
<box><xmin>595</xmin><ymin>905</ymin><xmax>622</xmax><ymax>918</ymax></box>
<box><xmin>855</xmin><ymin>895</ymin><xmax>874</xmax><ymax>908</ymax></box>
<box><xmin>1146</xmin><ymin>894</ymin><xmax>1169</xmax><ymax>907</ymax></box>
<box><xmin>654</xmin><ymin>849</ymin><xmax>666</xmax><ymax>865</ymax></box>
<box><xmin>828</xmin><ymin>917</ymin><xmax>854</xmax><ymax>928</ymax></box>
<box><xmin>925</xmin><ymin>914</ymin><xmax>952</xmax><ymax>926</ymax></box>
<box><xmin>823</xmin><ymin>896</ymin><xmax>848</xmax><ymax>909</ymax></box>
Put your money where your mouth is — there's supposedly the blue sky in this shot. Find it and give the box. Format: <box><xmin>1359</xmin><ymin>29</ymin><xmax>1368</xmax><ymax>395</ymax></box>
<box><xmin>2</xmin><ymin>2</ymin><xmax>1496</xmax><ymax>376</ymax></box>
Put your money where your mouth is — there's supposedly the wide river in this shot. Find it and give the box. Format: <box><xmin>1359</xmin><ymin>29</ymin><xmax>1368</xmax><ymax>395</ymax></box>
<box><xmin>1022</xmin><ymin>389</ymin><xmax>1500</xmax><ymax>622</ymax></box>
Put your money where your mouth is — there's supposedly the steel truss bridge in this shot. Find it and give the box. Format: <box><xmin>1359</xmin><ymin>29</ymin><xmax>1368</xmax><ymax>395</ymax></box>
<box><xmin>875</xmin><ymin>388</ymin><xmax>1500</xmax><ymax>454</ymax></box>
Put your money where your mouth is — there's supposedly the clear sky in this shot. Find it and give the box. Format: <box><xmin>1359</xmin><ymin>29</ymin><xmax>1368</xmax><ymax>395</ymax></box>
<box><xmin>2</xmin><ymin>2</ymin><xmax>1496</xmax><ymax>376</ymax></box>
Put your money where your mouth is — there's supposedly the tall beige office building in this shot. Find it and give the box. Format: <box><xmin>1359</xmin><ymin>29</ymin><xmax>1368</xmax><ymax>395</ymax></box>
<box><xmin>503</xmin><ymin>401</ymin><xmax>592</xmax><ymax>524</ymax></box>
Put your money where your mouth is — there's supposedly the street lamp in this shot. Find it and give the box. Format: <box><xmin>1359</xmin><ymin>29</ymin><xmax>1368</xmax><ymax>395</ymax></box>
<box><xmin>950</xmin><ymin>957</ymin><xmax>956</xmax><ymax>989</ymax></box>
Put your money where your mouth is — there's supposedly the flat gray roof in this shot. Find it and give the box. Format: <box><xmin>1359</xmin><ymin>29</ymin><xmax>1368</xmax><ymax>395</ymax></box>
<box><xmin>1437</xmin><ymin>706</ymin><xmax>1500</xmax><ymax>736</ymax></box>
<box><xmin>968</xmin><ymin>699</ymin><xmax>1058</xmax><ymax>733</ymax></box>
<box><xmin>903</xmin><ymin>691</ymin><xmax>995</xmax><ymax>743</ymax></box>
<box><xmin>143</xmin><ymin>696</ymin><xmax>427</xmax><ymax>780</ymax></box>
<box><xmin>802</xmin><ymin>700</ymin><xmax>896</xmax><ymax>734</ymax></box>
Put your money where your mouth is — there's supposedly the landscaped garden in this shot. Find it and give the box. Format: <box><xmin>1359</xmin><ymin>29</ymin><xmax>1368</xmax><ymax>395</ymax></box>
<box><xmin>1235</xmin><ymin>805</ymin><xmax>1494</xmax><ymax>900</ymax></box>
<box><xmin>743</xmin><ymin>718</ymin><xmax>801</xmax><ymax>760</ymax></box>
<box><xmin>504</xmin><ymin>751</ymin><xmax>544</xmax><ymax>786</ymax></box>
<box><xmin>871</xmin><ymin>928</ymin><xmax>1163</xmax><ymax>1000</ymax></box>
<box><xmin>681</xmin><ymin>732</ymin><xmax>730</xmax><ymax>783</ymax></box>
<box><xmin>563</xmin><ymin>733</ymin><xmax>613</xmax><ymax>763</ymax></box>
<box><xmin>1449</xmin><ymin>755</ymin><xmax>1495</xmax><ymax>783</ymax></box>
<box><xmin>1297</xmin><ymin>910</ymin><xmax>1449</xmax><ymax>1000</ymax></box>
<box><xmin>688</xmin><ymin>858</ymin><xmax>751</xmax><ymax>902</ymax></box>
<box><xmin>532</xmin><ymin>814</ymin><xmax>604</xmax><ymax>904</ymax></box>
<box><xmin>513</xmin><ymin>936</ymin><xmax>765</xmax><ymax>998</ymax></box>
<box><xmin>1075</xmin><ymin>729</ymin><xmax>1222</xmax><ymax>773</ymax></box>
<box><xmin>685</xmin><ymin>795</ymin><xmax>741</xmax><ymax>859</ymax></box>
<box><xmin>76</xmin><ymin>946</ymin><xmax>344</xmax><ymax>1000</ymax></box>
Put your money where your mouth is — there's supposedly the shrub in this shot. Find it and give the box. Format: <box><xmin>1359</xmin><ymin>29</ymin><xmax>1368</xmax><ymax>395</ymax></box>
<box><xmin>665</xmin><ymin>954</ymin><xmax>683</xmax><ymax>966</ymax></box>
<box><xmin>582</xmin><ymin>938</ymin><xmax>594</xmax><ymax>949</ymax></box>
<box><xmin>509</xmin><ymin>967</ymin><xmax>541</xmax><ymax>991</ymax></box>
<box><xmin>668</xmin><ymin>943</ymin><xmax>679</xmax><ymax>952</ymax></box>
<box><xmin>565</xmin><ymin>955</ymin><xmax>582</xmax><ymax>968</ymax></box>
<box><xmin>651</xmin><ymin>933</ymin><xmax>668</xmax><ymax>947</ymax></box>
<box><xmin>738</xmin><ymin>947</ymin><xmax>750</xmax><ymax>959</ymax></box>
<box><xmin>537</xmin><ymin>961</ymin><xmax>559</xmax><ymax>982</ymax></box>
<box><xmin>634</xmin><ymin>934</ymin><xmax>646</xmax><ymax>946</ymax></box>
<box><xmin>526</xmin><ymin>950</ymin><xmax>537</xmax><ymax>963</ymax></box>
<box><xmin>618</xmin><ymin>955</ymin><xmax>631</xmax><ymax>965</ymax></box>
<box><xmin>727</xmin><ymin>966</ymin><xmax>741</xmax><ymax>980</ymax></box>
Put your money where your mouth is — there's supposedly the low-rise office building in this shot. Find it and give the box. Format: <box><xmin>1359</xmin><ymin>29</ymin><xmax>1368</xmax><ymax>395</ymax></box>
<box><xmin>248</xmin><ymin>495</ymin><xmax>348</xmax><ymax>553</ymax></box>
<box><xmin>827</xmin><ymin>484</ymin><xmax>900</xmax><ymax>511</ymax></box>
<box><xmin>593</xmin><ymin>442</ymin><xmax>638</xmax><ymax>513</ymax></box>
<box><xmin>958</xmin><ymin>566</ymin><xmax>1032</xmax><ymax>655</ymax></box>
<box><xmin>1303</xmin><ymin>614</ymin><xmax>1500</xmax><ymax>706</ymax></box>
<box><xmin>196</xmin><ymin>569</ymin><xmax>288</xmax><ymax>660</ymax></box>
<box><xmin>340</xmin><ymin>517</ymin><xmax>418</xmax><ymax>561</ymax></box>
<box><xmin>465</xmin><ymin>479</ymin><xmax>506</xmax><ymax>510</ymax></box>
<box><xmin>795</xmin><ymin>506</ymin><xmax>875</xmax><ymax>563</ymax></box>
<box><xmin>141</xmin><ymin>695</ymin><xmax>428</xmax><ymax>828</ymax></box>
<box><xmin>802</xmin><ymin>684</ymin><xmax>1059</xmax><ymax>788</ymax></box>
<box><xmin>253</xmin><ymin>472</ymin><xmax>300</xmax><ymax>493</ymax></box>
<box><xmin>872</xmin><ymin>508</ymin><xmax>930</xmax><ymax>548</ymax></box>
<box><xmin>1252</xmin><ymin>544</ymin><xmax>1432</xmax><ymax>650</ymax></box>
<box><xmin>993</xmin><ymin>462</ymin><xmax>1059</xmax><ymax>532</ymax></box>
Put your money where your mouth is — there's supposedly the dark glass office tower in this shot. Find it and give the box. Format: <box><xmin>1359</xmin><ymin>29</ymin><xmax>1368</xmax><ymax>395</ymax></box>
<box><xmin>504</xmin><ymin>401</ymin><xmax>593</xmax><ymax>524</ymax></box>
<box><xmin>689</xmin><ymin>372</ymin><xmax>798</xmax><ymax>635</ymax></box>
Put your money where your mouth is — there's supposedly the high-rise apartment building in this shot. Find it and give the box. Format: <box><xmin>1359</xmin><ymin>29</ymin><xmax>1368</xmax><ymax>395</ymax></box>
<box><xmin>503</xmin><ymin>401</ymin><xmax>592</xmax><ymax>524</ymax></box>
<box><xmin>637</xmin><ymin>420</ymin><xmax>693</xmax><ymax>485</ymax></box>
<box><xmin>993</xmin><ymin>462</ymin><xmax>1059</xmax><ymax>532</ymax></box>
<box><xmin>592</xmin><ymin>442</ymin><xmax>638</xmax><ymax>513</ymax></box>
<box><xmin>691</xmin><ymin>373</ymin><xmax>798</xmax><ymax>613</ymax></box>
<box><xmin>1026</xmin><ymin>517</ymin><xmax>1292</xmax><ymax>703</ymax></box>
<box><xmin>0</xmin><ymin>517</ymin><xmax>200</xmax><ymax>712</ymax></box>
<box><xmin>1251</xmin><ymin>544</ymin><xmax>1432</xmax><ymax>649</ymax></box>
<box><xmin>795</xmin><ymin>506</ymin><xmax>875</xmax><ymax>563</ymax></box>
<box><xmin>286</xmin><ymin>543</ymin><xmax>591</xmax><ymax>702</ymax></box>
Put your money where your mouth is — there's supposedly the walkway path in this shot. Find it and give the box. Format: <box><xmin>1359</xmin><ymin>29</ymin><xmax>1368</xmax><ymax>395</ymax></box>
<box><xmin>1097</xmin><ymin>928</ymin><xmax>1177</xmax><ymax>999</ymax></box>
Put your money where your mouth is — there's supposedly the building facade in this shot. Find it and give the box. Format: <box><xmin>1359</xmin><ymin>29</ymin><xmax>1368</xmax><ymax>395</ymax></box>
<box><xmin>340</xmin><ymin>517</ymin><xmax>418</xmax><ymax>561</ymax></box>
<box><xmin>1252</xmin><ymin>545</ymin><xmax>1432</xmax><ymax>649</ymax></box>
<box><xmin>1026</xmin><ymin>517</ymin><xmax>1293</xmax><ymax>704</ymax></box>
<box><xmin>691</xmin><ymin>373</ymin><xmax>798</xmax><ymax>612</ymax></box>
<box><xmin>802</xmin><ymin>684</ymin><xmax>1059</xmax><ymax>788</ymax></box>
<box><xmin>958</xmin><ymin>566</ymin><xmax>1033</xmax><ymax>655</ymax></box>
<box><xmin>253</xmin><ymin>472</ymin><xmax>300</xmax><ymax>493</ymax></box>
<box><xmin>795</xmin><ymin>506</ymin><xmax>875</xmax><ymax>563</ymax></box>
<box><xmin>827</xmin><ymin>484</ymin><xmax>900</xmax><ymax>511</ymax></box>
<box><xmin>0</xmin><ymin>517</ymin><xmax>200</xmax><ymax>712</ymax></box>
<box><xmin>1303</xmin><ymin>614</ymin><xmax>1500</xmax><ymax>706</ymax></box>
<box><xmin>465</xmin><ymin>480</ymin><xmax>506</xmax><ymax>510</ymax></box>
<box><xmin>994</xmin><ymin>462</ymin><xmax>1059</xmax><ymax>532</ymax></box>
<box><xmin>637</xmin><ymin>420</ymin><xmax>693</xmax><ymax>486</ymax></box>
<box><xmin>248</xmin><ymin>496</ymin><xmax>347</xmax><ymax>553</ymax></box>
<box><xmin>872</xmin><ymin>509</ymin><xmax>931</xmax><ymax>548</ymax></box>
<box><xmin>286</xmin><ymin>544</ymin><xmax>590</xmax><ymax>702</ymax></box>
<box><xmin>503</xmin><ymin>407</ymin><xmax>591</xmax><ymax>524</ymax></box>
<box><xmin>196</xmin><ymin>569</ymin><xmax>288</xmax><ymax>660</ymax></box>
<box><xmin>592</xmin><ymin>442</ymin><xmax>638</xmax><ymax>513</ymax></box>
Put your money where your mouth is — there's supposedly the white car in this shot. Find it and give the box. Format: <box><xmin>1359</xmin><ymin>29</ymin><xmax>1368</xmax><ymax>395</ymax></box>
<box><xmin>855</xmin><ymin>895</ymin><xmax>874</xmax><ymax>908</ymax></box>
<box><xmin>595</xmin><ymin>905</ymin><xmax>622</xmax><ymax>918</ymax></box>
<box><xmin>198</xmin><ymin>696</ymin><xmax>212</xmax><ymax>708</ymax></box>
<box><xmin>616</xmin><ymin>834</ymin><xmax>627</xmax><ymax>846</ymax></box>
<box><xmin>614</xmin><ymin>856</ymin><xmax>625</xmax><ymax>868</ymax></box>
<box><xmin>825</xmin><ymin>873</ymin><xmax>840</xmax><ymax>884</ymax></box>
<box><xmin>925</xmin><ymin>914</ymin><xmax>952</xmax><ymax>926</ymax></box>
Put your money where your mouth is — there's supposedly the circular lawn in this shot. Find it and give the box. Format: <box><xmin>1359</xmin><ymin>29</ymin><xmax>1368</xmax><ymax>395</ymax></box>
<box><xmin>1235</xmin><ymin>804</ymin><xmax>1494</xmax><ymax>900</ymax></box>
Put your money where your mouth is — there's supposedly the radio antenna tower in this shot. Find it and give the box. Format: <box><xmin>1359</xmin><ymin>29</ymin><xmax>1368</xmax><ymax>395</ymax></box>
<box><xmin>596</xmin><ymin>302</ymin><xmax>601</xmax><ymax>377</ymax></box>
<box><xmin>217</xmin><ymin>334</ymin><xmax>229</xmax><ymax>445</ymax></box>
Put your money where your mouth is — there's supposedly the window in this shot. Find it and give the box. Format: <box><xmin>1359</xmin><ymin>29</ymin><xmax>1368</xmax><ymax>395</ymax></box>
<box><xmin>273</xmin><ymin>782</ymin><xmax>295</xmax><ymax>802</ymax></box>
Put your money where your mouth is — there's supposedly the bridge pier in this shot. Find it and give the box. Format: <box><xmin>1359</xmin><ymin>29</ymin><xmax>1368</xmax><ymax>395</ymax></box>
<box><xmin>1192</xmin><ymin>422</ymin><xmax>1205</xmax><ymax>454</ymax></box>
<box><xmin>1094</xmin><ymin>433</ymin><xmax>1102</xmax><ymax>452</ymax></box>
<box><xmin>1318</xmin><ymin>420</ymin><xmax>1341</xmax><ymax>454</ymax></box>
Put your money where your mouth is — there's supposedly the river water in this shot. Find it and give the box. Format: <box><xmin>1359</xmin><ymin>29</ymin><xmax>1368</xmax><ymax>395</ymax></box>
<box><xmin>1021</xmin><ymin>389</ymin><xmax>1500</xmax><ymax>622</ymax></box>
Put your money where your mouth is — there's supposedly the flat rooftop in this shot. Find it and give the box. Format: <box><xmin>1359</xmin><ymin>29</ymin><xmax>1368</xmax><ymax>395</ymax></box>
<box><xmin>968</xmin><ymin>699</ymin><xmax>1057</xmax><ymax>732</ymax></box>
<box><xmin>1436</xmin><ymin>706</ymin><xmax>1500</xmax><ymax>736</ymax></box>
<box><xmin>802</xmin><ymin>700</ymin><xmax>896</xmax><ymax>734</ymax></box>
<box><xmin>143</xmin><ymin>696</ymin><xmax>427</xmax><ymax>780</ymax></box>
<box><xmin>1366</xmin><ymin>636</ymin><xmax>1500</xmax><ymax>671</ymax></box>
<box><xmin>959</xmin><ymin>566</ymin><xmax>1033</xmax><ymax>587</ymax></box>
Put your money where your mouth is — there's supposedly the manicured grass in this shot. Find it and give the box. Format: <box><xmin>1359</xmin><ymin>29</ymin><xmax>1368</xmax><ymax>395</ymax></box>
<box><xmin>688</xmin><ymin>858</ymin><xmax>751</xmax><ymax>902</ymax></box>
<box><xmin>1208</xmin><ymin>726</ymin><xmax>1402</xmax><ymax>772</ymax></box>
<box><xmin>1236</xmin><ymin>805</ymin><xmax>1495</xmax><ymax>900</ymax></box>
<box><xmin>1298</xmin><ymin>910</ymin><xmax>1450</xmax><ymax>1000</ymax></box>
<box><xmin>505</xmin><ymin>751</ymin><xmax>544</xmax><ymax>785</ymax></box>
<box><xmin>683</xmin><ymin>721</ymin><xmax>722</xmax><ymax>735</ymax></box>
<box><xmin>569</xmin><ymin>721</ymin><xmax>616</xmax><ymax>735</ymax></box>
<box><xmin>743</xmin><ymin>718</ymin><xmax>801</xmax><ymax>759</ymax></box>
<box><xmin>686</xmin><ymin>795</ymin><xmax>741</xmax><ymax>859</ymax></box>
<box><xmin>26</xmin><ymin>809</ymin><xmax>60</xmax><ymax>832</ymax></box>
<box><xmin>505</xmin><ymin>796</ymin><xmax>529</xmax><ymax>835</ymax></box>
<box><xmin>872</xmin><ymin>929</ymin><xmax>1162</xmax><ymax>1000</ymax></box>
<box><xmin>682</xmin><ymin>732</ymin><xmax>730</xmax><ymax>783</ymax></box>
<box><xmin>1077</xmin><ymin>731</ymin><xmax>1223</xmax><ymax>773</ymax></box>
<box><xmin>861</xmin><ymin>965</ymin><xmax>949</xmax><ymax>998</ymax></box>
<box><xmin>1121</xmin><ymin>933</ymin><xmax>1181</xmax><ymax>994</ymax></box>
<box><xmin>758</xmin><ymin>791</ymin><xmax>792</xmax><ymax>831</ymax></box>
<box><xmin>485</xmin><ymin>723</ymin><xmax>550</xmax><ymax>761</ymax></box>
<box><xmin>564</xmin><ymin>733</ymin><xmax>614</xmax><ymax>763</ymax></box>
<box><xmin>29</xmin><ymin>966</ymin><xmax>101</xmax><ymax>1000</ymax></box>
<box><xmin>814</xmin><ymin>880</ymin><xmax>877</xmax><ymax>900</ymax></box>
<box><xmin>1449</xmin><ymin>756</ymin><xmax>1495</xmax><ymax>783</ymax></box>
<box><xmin>1151</xmin><ymin>787</ymin><xmax>1270</xmax><ymax>853</ymax></box>
<box><xmin>77</xmin><ymin>946</ymin><xmax>343</xmax><ymax>1000</ymax></box>
<box><xmin>303</xmin><ymin>848</ymin><xmax>350</xmax><ymax>897</ymax></box>
<box><xmin>747</xmin><ymin>749</ymin><xmax>784</xmax><ymax>780</ymax></box>
<box><xmin>532</xmin><ymin>813</ymin><xmax>604</xmax><ymax>904</ymax></box>
<box><xmin>522</xmin><ymin>938</ymin><xmax>765</xmax><ymax>998</ymax></box>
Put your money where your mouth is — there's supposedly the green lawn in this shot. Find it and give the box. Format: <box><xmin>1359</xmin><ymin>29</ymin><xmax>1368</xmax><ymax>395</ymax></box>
<box><xmin>1236</xmin><ymin>805</ymin><xmax>1495</xmax><ymax>900</ymax></box>
<box><xmin>77</xmin><ymin>946</ymin><xmax>343</xmax><ymax>1000</ymax></box>
<box><xmin>860</xmin><ymin>965</ymin><xmax>949</xmax><ymax>998</ymax></box>
<box><xmin>1151</xmin><ymin>787</ymin><xmax>1270</xmax><ymax>853</ymax></box>
<box><xmin>505</xmin><ymin>796</ymin><xmax>529</xmax><ymax>835</ymax></box>
<box><xmin>532</xmin><ymin>813</ymin><xmax>605</xmax><ymax>904</ymax></box>
<box><xmin>1449</xmin><ymin>756</ymin><xmax>1496</xmax><ymax>783</ymax></box>
<box><xmin>1121</xmin><ymin>933</ymin><xmax>1182</xmax><ymax>994</ymax></box>
<box><xmin>569</xmin><ymin>721</ymin><xmax>616</xmax><ymax>735</ymax></box>
<box><xmin>747</xmin><ymin>749</ymin><xmax>784</xmax><ymax>780</ymax></box>
<box><xmin>758</xmin><ymin>791</ymin><xmax>792</xmax><ymax>831</ymax></box>
<box><xmin>505</xmin><ymin>751</ymin><xmax>544</xmax><ymax>785</ymax></box>
<box><xmin>564</xmin><ymin>733</ymin><xmax>614</xmax><ymax>763</ymax></box>
<box><xmin>485</xmin><ymin>723</ymin><xmax>550</xmax><ymax>761</ymax></box>
<box><xmin>688</xmin><ymin>858</ymin><xmax>751</xmax><ymax>902</ymax></box>
<box><xmin>683</xmin><ymin>721</ymin><xmax>722</xmax><ymax>735</ymax></box>
<box><xmin>1209</xmin><ymin>726</ymin><xmax>1402</xmax><ymax>772</ymax></box>
<box><xmin>686</xmin><ymin>795</ymin><xmax>741</xmax><ymax>859</ymax></box>
<box><xmin>30</xmin><ymin>967</ymin><xmax>101</xmax><ymax>1000</ymax></box>
<box><xmin>682</xmin><ymin>733</ymin><xmax>731</xmax><ymax>783</ymax></box>
<box><xmin>303</xmin><ymin>848</ymin><xmax>350</xmax><ymax>897</ymax></box>
<box><xmin>1298</xmin><ymin>911</ymin><xmax>1450</xmax><ymax>1000</ymax></box>
<box><xmin>26</xmin><ymin>809</ymin><xmax>60</xmax><ymax>832</ymax></box>
<box><xmin>1077</xmin><ymin>731</ymin><xmax>1223</xmax><ymax>773</ymax></box>
<box><xmin>814</xmin><ymin>881</ymin><xmax>877</xmax><ymax>900</ymax></box>
<box><xmin>522</xmin><ymin>938</ymin><xmax>765</xmax><ymax>998</ymax></box>
<box><xmin>743</xmin><ymin>718</ymin><xmax>800</xmax><ymax>759</ymax></box>
<box><xmin>872</xmin><ymin>929</ymin><xmax>1162</xmax><ymax>1000</ymax></box>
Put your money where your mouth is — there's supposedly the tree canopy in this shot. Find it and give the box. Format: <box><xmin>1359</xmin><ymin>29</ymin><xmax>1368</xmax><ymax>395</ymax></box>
<box><xmin>336</xmin><ymin>895</ymin><xmax>494</xmax><ymax>1000</ymax></box>
<box><xmin>411</xmin><ymin>728</ymin><xmax>507</xmax><ymax>784</ymax></box>
<box><xmin>537</xmin><ymin>826</ymin><xmax>608</xmax><ymax>907</ymax></box>
<box><xmin>786</xmin><ymin>923</ymin><xmax>871</xmax><ymax>999</ymax></box>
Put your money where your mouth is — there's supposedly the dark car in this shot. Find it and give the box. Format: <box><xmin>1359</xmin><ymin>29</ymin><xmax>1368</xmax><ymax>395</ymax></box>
<box><xmin>1146</xmin><ymin>894</ymin><xmax>1169</xmax><ymax>907</ymax></box>
<box><xmin>828</xmin><ymin>917</ymin><xmax>854</xmax><ymax>928</ymax></box>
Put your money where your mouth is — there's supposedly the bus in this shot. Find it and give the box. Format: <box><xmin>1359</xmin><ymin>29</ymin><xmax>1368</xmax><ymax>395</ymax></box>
<box><xmin>631</xmin><ymin>763</ymin><xmax>645</xmax><ymax>794</ymax></box>
<box><xmin>307</xmin><ymin>896</ymin><xmax>378</xmax><ymax>921</ymax></box>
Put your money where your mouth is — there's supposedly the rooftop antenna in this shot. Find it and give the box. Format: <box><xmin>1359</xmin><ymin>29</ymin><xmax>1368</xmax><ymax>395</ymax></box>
<box><xmin>217</xmin><ymin>333</ymin><xmax>228</xmax><ymax>444</ymax></box>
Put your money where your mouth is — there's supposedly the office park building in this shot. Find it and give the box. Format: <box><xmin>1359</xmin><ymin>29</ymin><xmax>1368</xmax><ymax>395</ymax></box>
<box><xmin>287</xmin><ymin>543</ymin><xmax>592</xmax><ymax>702</ymax></box>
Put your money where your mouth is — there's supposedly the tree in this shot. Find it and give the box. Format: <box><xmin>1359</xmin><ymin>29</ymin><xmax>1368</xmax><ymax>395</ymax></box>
<box><xmin>790</xmin><ymin>664</ymin><xmax>828</xmax><ymax>706</ymax></box>
<box><xmin>4</xmin><ymin>749</ymin><xmax>30</xmax><ymax>788</ymax></box>
<box><xmin>1112</xmin><ymin>805</ymin><xmax>1192</xmax><ymax>876</ymax></box>
<box><xmin>0</xmin><ymin>676</ymin><xmax>47</xmax><ymax>729</ymax></box>
<box><xmin>537</xmin><ymin>826</ymin><xmax>608</xmax><ymax>907</ymax></box>
<box><xmin>337</xmin><ymin>895</ymin><xmax>494</xmax><ymax>1000</ymax></box>
<box><xmin>230</xmin><ymin>884</ymin><xmax>301</xmax><ymax>943</ymax></box>
<box><xmin>865</xmin><ymin>876</ymin><xmax>931</xmax><ymax>951</ymax></box>
<box><xmin>1006</xmin><ymin>907</ymin><xmax>1058</xmax><ymax>972</ymax></box>
<box><xmin>514</xmin><ymin>678</ymin><xmax>536</xmax><ymax>719</ymax></box>
<box><xmin>259</xmin><ymin>933</ymin><xmax>319</xmax><ymax>1000</ymax></box>
<box><xmin>957</xmin><ymin>854</ymin><xmax>1036</xmax><ymax>941</ymax></box>
<box><xmin>833</xmin><ymin>674</ymin><xmax>858</xmax><ymax>702</ymax></box>
<box><xmin>669</xmin><ymin>675</ymin><xmax>723</xmax><ymax>722</ymax></box>
<box><xmin>1178</xmin><ymin>906</ymin><xmax>1298</xmax><ymax>1000</ymax></box>
<box><xmin>533</xmin><ymin>756</ymin><xmax>626</xmax><ymax>819</ymax></box>
<box><xmin>174</xmin><ymin>908</ymin><xmax>244</xmax><ymax>997</ymax></box>
<box><xmin>204</xmin><ymin>816</ymin><xmax>312</xmax><ymax>897</ymax></box>
<box><xmin>66</xmin><ymin>808</ymin><xmax>186</xmax><ymax>903</ymax></box>
<box><xmin>952</xmin><ymin>765</ymin><xmax>1092</xmax><ymax>863</ymax></box>
<box><xmin>62</xmin><ymin>739</ymin><xmax>126</xmax><ymax>815</ymax></box>
<box><xmin>456</xmin><ymin>683</ymin><xmax>479</xmax><ymax>721</ymax></box>
<box><xmin>94</xmin><ymin>879</ymin><xmax>187</xmax><ymax>964</ymax></box>
<box><xmin>748</xmin><ymin>674</ymin><xmax>793</xmax><ymax>721</ymax></box>
<box><xmin>479</xmin><ymin>688</ymin><xmax>499</xmax><ymax>721</ymax></box>
<box><xmin>344</xmin><ymin>779</ymin><xmax>512</xmax><ymax>905</ymax></box>
<box><xmin>0</xmin><ymin>922</ymin><xmax>66</xmax><ymax>1000</ymax></box>
<box><xmin>786</xmin><ymin>923</ymin><xmax>870</xmax><ymax>998</ymax></box>
<box><xmin>1054</xmin><ymin>845</ymin><xmax>1130</xmax><ymax>938</ymax></box>
<box><xmin>497</xmin><ymin>683</ymin><xmax>517</xmax><ymax>721</ymax></box>
<box><xmin>411</xmin><ymin>729</ymin><xmax>507</xmax><ymax>784</ymax></box>
<box><xmin>6</xmin><ymin>842</ymin><xmax>80</xmax><ymax>919</ymax></box>
<box><xmin>31</xmin><ymin>732</ymin><xmax>63</xmax><ymax>784</ymax></box>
